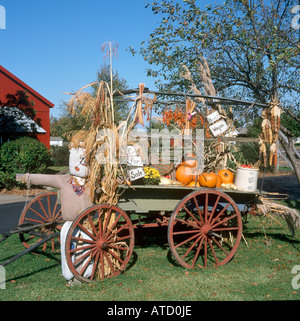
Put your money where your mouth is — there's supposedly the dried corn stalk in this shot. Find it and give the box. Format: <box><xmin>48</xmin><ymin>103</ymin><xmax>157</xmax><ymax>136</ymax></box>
<box><xmin>256</xmin><ymin>196</ymin><xmax>300</xmax><ymax>236</ymax></box>
<box><xmin>180</xmin><ymin>58</ymin><xmax>234</xmax><ymax>172</ymax></box>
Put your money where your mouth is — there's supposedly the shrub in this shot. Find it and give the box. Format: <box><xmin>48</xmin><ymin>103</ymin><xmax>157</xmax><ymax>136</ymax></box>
<box><xmin>0</xmin><ymin>136</ymin><xmax>50</xmax><ymax>174</ymax></box>
<box><xmin>50</xmin><ymin>145</ymin><xmax>69</xmax><ymax>166</ymax></box>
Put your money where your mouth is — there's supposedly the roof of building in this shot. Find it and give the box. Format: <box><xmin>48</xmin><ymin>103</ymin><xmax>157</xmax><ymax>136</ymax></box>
<box><xmin>50</xmin><ymin>136</ymin><xmax>63</xmax><ymax>141</ymax></box>
<box><xmin>0</xmin><ymin>106</ymin><xmax>46</xmax><ymax>133</ymax></box>
<box><xmin>0</xmin><ymin>65</ymin><xmax>54</xmax><ymax>108</ymax></box>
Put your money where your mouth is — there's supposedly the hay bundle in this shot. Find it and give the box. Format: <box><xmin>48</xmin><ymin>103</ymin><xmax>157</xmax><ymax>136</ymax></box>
<box><xmin>256</xmin><ymin>197</ymin><xmax>300</xmax><ymax>236</ymax></box>
<box><xmin>66</xmin><ymin>81</ymin><xmax>122</xmax><ymax>204</ymax></box>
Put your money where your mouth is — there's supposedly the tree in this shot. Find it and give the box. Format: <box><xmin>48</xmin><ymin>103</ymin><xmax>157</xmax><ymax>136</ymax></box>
<box><xmin>0</xmin><ymin>90</ymin><xmax>42</xmax><ymax>127</ymax></box>
<box><xmin>50</xmin><ymin>64</ymin><xmax>130</xmax><ymax>139</ymax></box>
<box><xmin>131</xmin><ymin>0</ymin><xmax>300</xmax><ymax>182</ymax></box>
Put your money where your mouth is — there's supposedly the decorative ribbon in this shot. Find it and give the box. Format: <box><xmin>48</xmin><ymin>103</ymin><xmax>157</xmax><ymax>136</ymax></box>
<box><xmin>184</xmin><ymin>99</ymin><xmax>196</xmax><ymax>131</ymax></box>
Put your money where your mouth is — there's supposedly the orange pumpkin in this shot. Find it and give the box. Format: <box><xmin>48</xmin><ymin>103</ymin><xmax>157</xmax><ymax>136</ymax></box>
<box><xmin>216</xmin><ymin>175</ymin><xmax>222</xmax><ymax>188</ymax></box>
<box><xmin>199</xmin><ymin>172</ymin><xmax>218</xmax><ymax>188</ymax></box>
<box><xmin>182</xmin><ymin>153</ymin><xmax>197</xmax><ymax>168</ymax></box>
<box><xmin>218</xmin><ymin>169</ymin><xmax>234</xmax><ymax>184</ymax></box>
<box><xmin>176</xmin><ymin>165</ymin><xmax>193</xmax><ymax>185</ymax></box>
<box><xmin>187</xmin><ymin>180</ymin><xmax>200</xmax><ymax>187</ymax></box>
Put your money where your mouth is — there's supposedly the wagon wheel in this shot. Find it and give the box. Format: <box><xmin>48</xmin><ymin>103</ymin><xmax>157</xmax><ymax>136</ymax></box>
<box><xmin>65</xmin><ymin>204</ymin><xmax>135</xmax><ymax>283</ymax></box>
<box><xmin>19</xmin><ymin>191</ymin><xmax>63</xmax><ymax>252</ymax></box>
<box><xmin>168</xmin><ymin>189</ymin><xmax>242</xmax><ymax>269</ymax></box>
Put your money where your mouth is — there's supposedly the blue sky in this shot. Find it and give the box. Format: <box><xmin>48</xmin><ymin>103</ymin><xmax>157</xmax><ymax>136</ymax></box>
<box><xmin>0</xmin><ymin>0</ymin><xmax>215</xmax><ymax>118</ymax></box>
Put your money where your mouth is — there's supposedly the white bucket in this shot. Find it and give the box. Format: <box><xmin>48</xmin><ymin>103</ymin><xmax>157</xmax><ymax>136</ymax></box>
<box><xmin>234</xmin><ymin>167</ymin><xmax>259</xmax><ymax>192</ymax></box>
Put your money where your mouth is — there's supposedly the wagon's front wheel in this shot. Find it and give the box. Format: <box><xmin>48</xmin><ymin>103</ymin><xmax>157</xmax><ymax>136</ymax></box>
<box><xmin>65</xmin><ymin>204</ymin><xmax>134</xmax><ymax>283</ymax></box>
<box><xmin>168</xmin><ymin>189</ymin><xmax>242</xmax><ymax>269</ymax></box>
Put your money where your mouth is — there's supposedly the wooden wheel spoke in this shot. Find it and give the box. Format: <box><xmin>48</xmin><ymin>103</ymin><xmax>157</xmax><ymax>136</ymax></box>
<box><xmin>87</xmin><ymin>214</ymin><xmax>99</xmax><ymax>238</ymax></box>
<box><xmin>53</xmin><ymin>209</ymin><xmax>62</xmax><ymax>221</ymax></box>
<box><xmin>107</xmin><ymin>249</ymin><xmax>124</xmax><ymax>265</ymax></box>
<box><xmin>73</xmin><ymin>247</ymin><xmax>94</xmax><ymax>266</ymax></box>
<box><xmin>102</xmin><ymin>208</ymin><xmax>112</xmax><ymax>235</ymax></box>
<box><xmin>183</xmin><ymin>205</ymin><xmax>202</xmax><ymax>226</ymax></box>
<box><xmin>109</xmin><ymin>244</ymin><xmax>129</xmax><ymax>252</ymax></box>
<box><xmin>69</xmin><ymin>244</ymin><xmax>95</xmax><ymax>254</ymax></box>
<box><xmin>47</xmin><ymin>195</ymin><xmax>52</xmax><ymax>219</ymax></box>
<box><xmin>52</xmin><ymin>201</ymin><xmax>59</xmax><ymax>219</ymax></box>
<box><xmin>211</xmin><ymin>236</ymin><xmax>229</xmax><ymax>256</ymax></box>
<box><xmin>211</xmin><ymin>213</ymin><xmax>238</xmax><ymax>230</ymax></box>
<box><xmin>108</xmin><ymin>234</ymin><xmax>131</xmax><ymax>243</ymax></box>
<box><xmin>78</xmin><ymin>249</ymin><xmax>98</xmax><ymax>277</ymax></box>
<box><xmin>193</xmin><ymin>196</ymin><xmax>205</xmax><ymax>225</ymax></box>
<box><xmin>103</xmin><ymin>251</ymin><xmax>116</xmax><ymax>275</ymax></box>
<box><xmin>37</xmin><ymin>199</ymin><xmax>50</xmax><ymax>220</ymax></box>
<box><xmin>209</xmin><ymin>202</ymin><xmax>231</xmax><ymax>226</ymax></box>
<box><xmin>208</xmin><ymin>238</ymin><xmax>219</xmax><ymax>265</ymax></box>
<box><xmin>27</xmin><ymin>208</ymin><xmax>47</xmax><ymax>222</ymax></box>
<box><xmin>204</xmin><ymin>238</ymin><xmax>208</xmax><ymax>267</ymax></box>
<box><xmin>208</xmin><ymin>195</ymin><xmax>221</xmax><ymax>224</ymax></box>
<box><xmin>103</xmin><ymin>214</ymin><xmax>122</xmax><ymax>238</ymax></box>
<box><xmin>204</xmin><ymin>193</ymin><xmax>208</xmax><ymax>223</ymax></box>
<box><xmin>175</xmin><ymin>218</ymin><xmax>198</xmax><ymax>228</ymax></box>
<box><xmin>98</xmin><ymin>211</ymin><xmax>103</xmax><ymax>238</ymax></box>
<box><xmin>23</xmin><ymin>217</ymin><xmax>44</xmax><ymax>224</ymax></box>
<box><xmin>192</xmin><ymin>235</ymin><xmax>205</xmax><ymax>267</ymax></box>
<box><xmin>172</xmin><ymin>229</ymin><xmax>200</xmax><ymax>236</ymax></box>
<box><xmin>175</xmin><ymin>231</ymin><xmax>202</xmax><ymax>249</ymax></box>
<box><xmin>99</xmin><ymin>250</ymin><xmax>104</xmax><ymax>279</ymax></box>
<box><xmin>106</xmin><ymin>222</ymin><xmax>129</xmax><ymax>242</ymax></box>
<box><xmin>90</xmin><ymin>250</ymin><xmax>100</xmax><ymax>280</ymax></box>
<box><xmin>213</xmin><ymin>226</ymin><xmax>239</xmax><ymax>232</ymax></box>
<box><xmin>70</xmin><ymin>236</ymin><xmax>95</xmax><ymax>244</ymax></box>
<box><xmin>77</xmin><ymin>223</ymin><xmax>96</xmax><ymax>241</ymax></box>
<box><xmin>181</xmin><ymin>234</ymin><xmax>203</xmax><ymax>259</ymax></box>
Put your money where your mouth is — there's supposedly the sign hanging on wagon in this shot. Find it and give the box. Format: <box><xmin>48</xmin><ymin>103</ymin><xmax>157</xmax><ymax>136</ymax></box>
<box><xmin>209</xmin><ymin>119</ymin><xmax>228</xmax><ymax>137</ymax></box>
<box><xmin>128</xmin><ymin>167</ymin><xmax>145</xmax><ymax>181</ymax></box>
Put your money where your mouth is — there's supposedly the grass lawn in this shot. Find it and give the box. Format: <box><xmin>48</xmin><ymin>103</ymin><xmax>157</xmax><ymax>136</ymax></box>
<box><xmin>0</xmin><ymin>212</ymin><xmax>300</xmax><ymax>301</ymax></box>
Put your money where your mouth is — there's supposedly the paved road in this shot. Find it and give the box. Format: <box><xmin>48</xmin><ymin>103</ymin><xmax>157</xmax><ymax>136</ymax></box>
<box><xmin>258</xmin><ymin>174</ymin><xmax>300</xmax><ymax>200</ymax></box>
<box><xmin>0</xmin><ymin>195</ymin><xmax>33</xmax><ymax>235</ymax></box>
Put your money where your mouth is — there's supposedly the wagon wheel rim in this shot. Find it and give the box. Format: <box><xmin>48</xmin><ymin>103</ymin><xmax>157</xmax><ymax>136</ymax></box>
<box><xmin>19</xmin><ymin>191</ymin><xmax>63</xmax><ymax>252</ymax></box>
<box><xmin>168</xmin><ymin>189</ymin><xmax>242</xmax><ymax>269</ymax></box>
<box><xmin>65</xmin><ymin>204</ymin><xmax>135</xmax><ymax>283</ymax></box>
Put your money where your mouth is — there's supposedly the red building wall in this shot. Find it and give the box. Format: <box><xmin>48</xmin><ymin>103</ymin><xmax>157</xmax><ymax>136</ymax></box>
<box><xmin>0</xmin><ymin>65</ymin><xmax>54</xmax><ymax>149</ymax></box>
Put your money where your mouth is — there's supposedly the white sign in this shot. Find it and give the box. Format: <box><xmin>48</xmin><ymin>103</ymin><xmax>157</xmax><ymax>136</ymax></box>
<box><xmin>128</xmin><ymin>167</ymin><xmax>145</xmax><ymax>181</ymax></box>
<box><xmin>209</xmin><ymin>119</ymin><xmax>228</xmax><ymax>137</ymax></box>
<box><xmin>0</xmin><ymin>265</ymin><xmax>5</xmax><ymax>289</ymax></box>
<box><xmin>127</xmin><ymin>156</ymin><xmax>143</xmax><ymax>167</ymax></box>
<box><xmin>127</xmin><ymin>146</ymin><xmax>137</xmax><ymax>156</ymax></box>
<box><xmin>206</xmin><ymin>111</ymin><xmax>221</xmax><ymax>124</ymax></box>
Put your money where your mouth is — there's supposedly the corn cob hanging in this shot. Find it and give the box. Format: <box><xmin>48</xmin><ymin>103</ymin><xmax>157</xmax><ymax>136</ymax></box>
<box><xmin>261</xmin><ymin>109</ymin><xmax>273</xmax><ymax>144</ymax></box>
<box><xmin>270</xmin><ymin>103</ymin><xmax>281</xmax><ymax>136</ymax></box>
<box><xmin>258</xmin><ymin>133</ymin><xmax>267</xmax><ymax>168</ymax></box>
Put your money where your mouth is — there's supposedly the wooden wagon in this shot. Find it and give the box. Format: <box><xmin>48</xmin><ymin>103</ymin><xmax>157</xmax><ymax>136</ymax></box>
<box><xmin>1</xmin><ymin>183</ymin><xmax>259</xmax><ymax>283</ymax></box>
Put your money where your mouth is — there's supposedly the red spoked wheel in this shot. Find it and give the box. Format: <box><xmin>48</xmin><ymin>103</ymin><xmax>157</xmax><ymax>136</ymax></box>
<box><xmin>65</xmin><ymin>204</ymin><xmax>135</xmax><ymax>283</ymax></box>
<box><xmin>168</xmin><ymin>189</ymin><xmax>242</xmax><ymax>269</ymax></box>
<box><xmin>19</xmin><ymin>191</ymin><xmax>63</xmax><ymax>252</ymax></box>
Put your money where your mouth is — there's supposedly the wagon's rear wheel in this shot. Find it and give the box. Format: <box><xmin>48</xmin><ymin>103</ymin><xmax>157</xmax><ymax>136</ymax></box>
<box><xmin>168</xmin><ymin>189</ymin><xmax>242</xmax><ymax>269</ymax></box>
<box><xmin>19</xmin><ymin>191</ymin><xmax>63</xmax><ymax>252</ymax></box>
<box><xmin>65</xmin><ymin>204</ymin><xmax>134</xmax><ymax>283</ymax></box>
